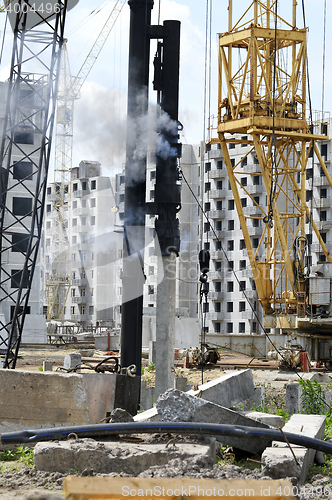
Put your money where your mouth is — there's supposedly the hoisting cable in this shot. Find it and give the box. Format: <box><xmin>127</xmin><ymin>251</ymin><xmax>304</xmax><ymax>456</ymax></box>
<box><xmin>267</xmin><ymin>0</ymin><xmax>278</xmax><ymax>229</ymax></box>
<box><xmin>300</xmin><ymin>0</ymin><xmax>315</xmax><ymax>269</ymax></box>
<box><xmin>199</xmin><ymin>0</ymin><xmax>213</xmax><ymax>385</ymax></box>
<box><xmin>180</xmin><ymin>162</ymin><xmax>268</xmax><ymax>360</ymax></box>
<box><xmin>321</xmin><ymin>0</ymin><xmax>327</xmax><ymax>123</ymax></box>
<box><xmin>66</xmin><ymin>0</ymin><xmax>111</xmax><ymax>37</ymax></box>
<box><xmin>181</xmin><ymin>161</ymin><xmax>332</xmax><ymax>414</ymax></box>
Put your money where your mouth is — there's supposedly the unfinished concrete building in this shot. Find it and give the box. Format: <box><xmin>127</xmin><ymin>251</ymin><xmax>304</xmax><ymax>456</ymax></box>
<box><xmin>43</xmin><ymin>160</ymin><xmax>120</xmax><ymax>330</ymax></box>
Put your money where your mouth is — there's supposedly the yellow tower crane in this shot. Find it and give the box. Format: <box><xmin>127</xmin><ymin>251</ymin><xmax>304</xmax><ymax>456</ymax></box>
<box><xmin>217</xmin><ymin>0</ymin><xmax>332</xmax><ymax>332</ymax></box>
<box><xmin>45</xmin><ymin>0</ymin><xmax>126</xmax><ymax>320</ymax></box>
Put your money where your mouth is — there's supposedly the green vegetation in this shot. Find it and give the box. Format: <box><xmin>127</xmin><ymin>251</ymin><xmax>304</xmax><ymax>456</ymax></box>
<box><xmin>0</xmin><ymin>445</ymin><xmax>34</xmax><ymax>468</ymax></box>
<box><xmin>299</xmin><ymin>378</ymin><xmax>331</xmax><ymax>416</ymax></box>
<box><xmin>298</xmin><ymin>378</ymin><xmax>332</xmax><ymax>480</ymax></box>
<box><xmin>141</xmin><ymin>362</ymin><xmax>155</xmax><ymax>375</ymax></box>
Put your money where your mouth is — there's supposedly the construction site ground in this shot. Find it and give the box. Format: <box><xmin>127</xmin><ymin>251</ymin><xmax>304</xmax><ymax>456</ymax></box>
<box><xmin>0</xmin><ymin>345</ymin><xmax>330</xmax><ymax>499</ymax></box>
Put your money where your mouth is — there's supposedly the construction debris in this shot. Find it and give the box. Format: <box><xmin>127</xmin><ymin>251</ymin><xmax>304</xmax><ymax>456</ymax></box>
<box><xmin>34</xmin><ymin>436</ymin><xmax>215</xmax><ymax>475</ymax></box>
<box><xmin>136</xmin><ymin>388</ymin><xmax>271</xmax><ymax>454</ymax></box>
<box><xmin>0</xmin><ymin>369</ymin><xmax>139</xmax><ymax>436</ymax></box>
<box><xmin>262</xmin><ymin>414</ymin><xmax>326</xmax><ymax>483</ymax></box>
<box><xmin>187</xmin><ymin>369</ymin><xmax>260</xmax><ymax>409</ymax></box>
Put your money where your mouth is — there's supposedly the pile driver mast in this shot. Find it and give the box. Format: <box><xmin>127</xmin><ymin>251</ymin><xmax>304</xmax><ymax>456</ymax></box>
<box><xmin>217</xmin><ymin>0</ymin><xmax>332</xmax><ymax>331</ymax></box>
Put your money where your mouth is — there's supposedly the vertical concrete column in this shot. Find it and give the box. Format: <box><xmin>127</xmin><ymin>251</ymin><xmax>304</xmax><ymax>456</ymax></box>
<box><xmin>148</xmin><ymin>340</ymin><xmax>156</xmax><ymax>365</ymax></box>
<box><xmin>286</xmin><ymin>383</ymin><xmax>303</xmax><ymax>414</ymax></box>
<box><xmin>155</xmin><ymin>254</ymin><xmax>176</xmax><ymax>399</ymax></box>
<box><xmin>64</xmin><ymin>352</ymin><xmax>81</xmax><ymax>372</ymax></box>
<box><xmin>140</xmin><ymin>381</ymin><xmax>154</xmax><ymax>410</ymax></box>
<box><xmin>43</xmin><ymin>361</ymin><xmax>53</xmax><ymax>371</ymax></box>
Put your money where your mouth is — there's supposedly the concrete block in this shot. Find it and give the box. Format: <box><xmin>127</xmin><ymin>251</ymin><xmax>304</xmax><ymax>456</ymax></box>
<box><xmin>148</xmin><ymin>340</ymin><xmax>156</xmax><ymax>365</ymax></box>
<box><xmin>187</xmin><ymin>369</ymin><xmax>255</xmax><ymax>409</ymax></box>
<box><xmin>174</xmin><ymin>376</ymin><xmax>187</xmax><ymax>391</ymax></box>
<box><xmin>43</xmin><ymin>361</ymin><xmax>53</xmax><ymax>371</ymax></box>
<box><xmin>64</xmin><ymin>352</ymin><xmax>82</xmax><ymax>372</ymax></box>
<box><xmin>252</xmin><ymin>386</ymin><xmax>265</xmax><ymax>408</ymax></box>
<box><xmin>34</xmin><ymin>437</ymin><xmax>215</xmax><ymax>475</ymax></box>
<box><xmin>140</xmin><ymin>381</ymin><xmax>154</xmax><ymax>411</ymax></box>
<box><xmin>22</xmin><ymin>314</ymin><xmax>47</xmax><ymax>344</ymax></box>
<box><xmin>262</xmin><ymin>414</ymin><xmax>326</xmax><ymax>483</ymax></box>
<box><xmin>240</xmin><ymin>411</ymin><xmax>284</xmax><ymax>428</ymax></box>
<box><xmin>286</xmin><ymin>384</ymin><xmax>303</xmax><ymax>415</ymax></box>
<box><xmin>0</xmin><ymin>370</ymin><xmax>140</xmax><ymax>435</ymax></box>
<box><xmin>154</xmin><ymin>389</ymin><xmax>271</xmax><ymax>454</ymax></box>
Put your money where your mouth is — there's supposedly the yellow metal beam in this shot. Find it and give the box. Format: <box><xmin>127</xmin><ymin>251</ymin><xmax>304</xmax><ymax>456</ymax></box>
<box><xmin>247</xmin><ymin>129</ymin><xmax>328</xmax><ymax>141</ymax></box>
<box><xmin>219</xmin><ymin>27</ymin><xmax>306</xmax><ymax>48</ymax></box>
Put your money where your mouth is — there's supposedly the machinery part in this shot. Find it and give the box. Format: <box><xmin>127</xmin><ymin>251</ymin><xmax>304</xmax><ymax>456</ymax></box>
<box><xmin>94</xmin><ymin>356</ymin><xmax>120</xmax><ymax>374</ymax></box>
<box><xmin>67</xmin><ymin>432</ymin><xmax>78</xmax><ymax>440</ymax></box>
<box><xmin>2</xmin><ymin>422</ymin><xmax>332</xmax><ymax>455</ymax></box>
<box><xmin>267</xmin><ymin>344</ymin><xmax>309</xmax><ymax>370</ymax></box>
<box><xmin>187</xmin><ymin>344</ymin><xmax>220</xmax><ymax>366</ymax></box>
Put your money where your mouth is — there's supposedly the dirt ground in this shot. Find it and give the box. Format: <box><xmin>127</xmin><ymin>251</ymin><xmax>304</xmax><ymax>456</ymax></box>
<box><xmin>0</xmin><ymin>346</ymin><xmax>299</xmax><ymax>499</ymax></box>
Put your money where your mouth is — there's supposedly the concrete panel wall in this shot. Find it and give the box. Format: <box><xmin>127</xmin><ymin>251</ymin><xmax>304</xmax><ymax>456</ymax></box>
<box><xmin>142</xmin><ymin>315</ymin><xmax>199</xmax><ymax>349</ymax></box>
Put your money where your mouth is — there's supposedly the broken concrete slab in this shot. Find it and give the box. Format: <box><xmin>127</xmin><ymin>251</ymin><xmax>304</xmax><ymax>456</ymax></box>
<box><xmin>187</xmin><ymin>369</ymin><xmax>256</xmax><ymax>409</ymax></box>
<box><xmin>141</xmin><ymin>389</ymin><xmax>271</xmax><ymax>454</ymax></box>
<box><xmin>240</xmin><ymin>411</ymin><xmax>285</xmax><ymax>428</ymax></box>
<box><xmin>134</xmin><ymin>407</ymin><xmax>159</xmax><ymax>422</ymax></box>
<box><xmin>34</xmin><ymin>437</ymin><xmax>215</xmax><ymax>475</ymax></box>
<box><xmin>0</xmin><ymin>369</ymin><xmax>140</xmax><ymax>437</ymax></box>
<box><xmin>262</xmin><ymin>414</ymin><xmax>326</xmax><ymax>484</ymax></box>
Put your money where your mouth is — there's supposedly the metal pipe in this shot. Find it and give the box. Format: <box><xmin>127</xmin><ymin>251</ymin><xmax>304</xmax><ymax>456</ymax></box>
<box><xmin>2</xmin><ymin>422</ymin><xmax>332</xmax><ymax>455</ymax></box>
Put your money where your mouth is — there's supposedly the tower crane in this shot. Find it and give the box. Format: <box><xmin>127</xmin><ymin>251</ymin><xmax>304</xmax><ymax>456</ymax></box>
<box><xmin>45</xmin><ymin>0</ymin><xmax>126</xmax><ymax>320</ymax></box>
<box><xmin>217</xmin><ymin>0</ymin><xmax>332</xmax><ymax>336</ymax></box>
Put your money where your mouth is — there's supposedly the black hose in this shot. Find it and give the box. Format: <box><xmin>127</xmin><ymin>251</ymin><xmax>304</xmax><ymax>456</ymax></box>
<box><xmin>1</xmin><ymin>422</ymin><xmax>332</xmax><ymax>454</ymax></box>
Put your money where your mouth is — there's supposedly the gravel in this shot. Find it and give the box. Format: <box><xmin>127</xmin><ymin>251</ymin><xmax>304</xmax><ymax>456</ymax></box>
<box><xmin>1</xmin><ymin>453</ymin><xmax>332</xmax><ymax>500</ymax></box>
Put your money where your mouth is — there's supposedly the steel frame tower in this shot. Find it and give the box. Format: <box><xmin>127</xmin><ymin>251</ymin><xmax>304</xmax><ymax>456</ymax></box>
<box><xmin>45</xmin><ymin>41</ymin><xmax>73</xmax><ymax>320</ymax></box>
<box><xmin>217</xmin><ymin>0</ymin><xmax>332</xmax><ymax>329</ymax></box>
<box><xmin>0</xmin><ymin>0</ymin><xmax>68</xmax><ymax>367</ymax></box>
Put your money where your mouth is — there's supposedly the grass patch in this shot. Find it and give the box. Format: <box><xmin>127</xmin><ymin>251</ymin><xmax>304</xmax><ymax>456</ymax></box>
<box><xmin>0</xmin><ymin>445</ymin><xmax>34</xmax><ymax>469</ymax></box>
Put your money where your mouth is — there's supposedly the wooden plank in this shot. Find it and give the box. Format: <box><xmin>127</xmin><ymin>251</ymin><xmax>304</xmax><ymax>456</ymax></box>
<box><xmin>63</xmin><ymin>476</ymin><xmax>297</xmax><ymax>500</ymax></box>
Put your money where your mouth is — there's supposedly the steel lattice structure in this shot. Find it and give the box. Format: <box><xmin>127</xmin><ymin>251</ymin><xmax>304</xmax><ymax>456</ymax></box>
<box><xmin>217</xmin><ymin>0</ymin><xmax>332</xmax><ymax>330</ymax></box>
<box><xmin>0</xmin><ymin>0</ymin><xmax>68</xmax><ymax>367</ymax></box>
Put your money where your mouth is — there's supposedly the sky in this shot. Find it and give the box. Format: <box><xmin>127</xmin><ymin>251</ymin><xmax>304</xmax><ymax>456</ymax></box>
<box><xmin>0</xmin><ymin>0</ymin><xmax>330</xmax><ymax>179</ymax></box>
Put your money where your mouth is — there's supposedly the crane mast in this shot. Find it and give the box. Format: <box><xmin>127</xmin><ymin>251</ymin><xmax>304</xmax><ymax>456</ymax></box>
<box><xmin>217</xmin><ymin>0</ymin><xmax>332</xmax><ymax>331</ymax></box>
<box><xmin>0</xmin><ymin>0</ymin><xmax>70</xmax><ymax>367</ymax></box>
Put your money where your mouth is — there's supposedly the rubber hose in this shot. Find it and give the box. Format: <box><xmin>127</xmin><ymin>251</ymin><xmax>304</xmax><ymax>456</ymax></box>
<box><xmin>1</xmin><ymin>421</ymin><xmax>332</xmax><ymax>454</ymax></box>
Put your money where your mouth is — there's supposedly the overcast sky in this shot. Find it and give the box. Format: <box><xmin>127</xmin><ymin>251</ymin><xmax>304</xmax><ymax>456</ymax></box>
<box><xmin>0</xmin><ymin>0</ymin><xmax>330</xmax><ymax>178</ymax></box>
